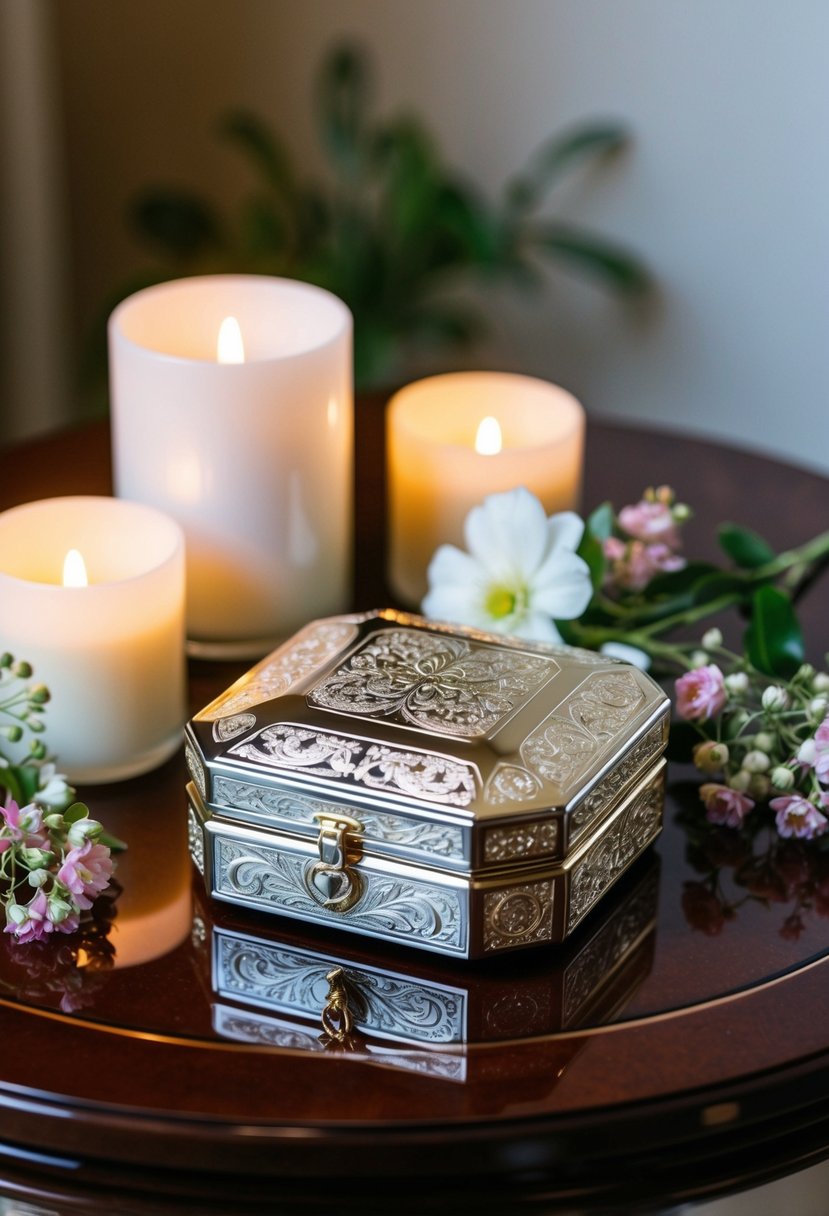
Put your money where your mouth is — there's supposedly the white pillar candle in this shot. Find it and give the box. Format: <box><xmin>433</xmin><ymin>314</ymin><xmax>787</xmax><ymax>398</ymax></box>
<box><xmin>0</xmin><ymin>497</ymin><xmax>186</xmax><ymax>783</ymax></box>
<box><xmin>387</xmin><ymin>371</ymin><xmax>585</xmax><ymax>605</ymax></box>
<box><xmin>108</xmin><ymin>275</ymin><xmax>353</xmax><ymax>658</ymax></box>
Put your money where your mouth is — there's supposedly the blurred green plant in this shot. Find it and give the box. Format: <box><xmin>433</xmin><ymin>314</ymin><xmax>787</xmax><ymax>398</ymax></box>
<box><xmin>93</xmin><ymin>42</ymin><xmax>649</xmax><ymax>393</ymax></box>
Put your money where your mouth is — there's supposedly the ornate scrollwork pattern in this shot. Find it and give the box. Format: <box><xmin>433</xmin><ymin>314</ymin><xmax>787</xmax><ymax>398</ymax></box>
<box><xmin>568</xmin><ymin>780</ymin><xmax>664</xmax><ymax>931</ymax></box>
<box><xmin>215</xmin><ymin>839</ymin><xmax>466</xmax><ymax>951</ymax></box>
<box><xmin>212</xmin><ymin>776</ymin><xmax>466</xmax><ymax>860</ymax></box>
<box><xmin>307</xmin><ymin>627</ymin><xmax>555</xmax><ymax>737</ymax></box>
<box><xmin>185</xmin><ymin>742</ymin><xmax>207</xmax><ymax>800</ymax></box>
<box><xmin>215</xmin><ymin>935</ymin><xmax>465</xmax><ymax>1043</ymax></box>
<box><xmin>521</xmin><ymin>670</ymin><xmax>647</xmax><ymax>792</ymax></box>
<box><xmin>228</xmin><ymin>724</ymin><xmax>477</xmax><ymax>809</ymax></box>
<box><xmin>212</xmin><ymin>712</ymin><xmax>257</xmax><ymax>743</ymax></box>
<box><xmin>570</xmin><ymin>712</ymin><xmax>670</xmax><ymax>839</ymax></box>
<box><xmin>196</xmin><ymin>619</ymin><xmax>360</xmax><ymax>721</ymax></box>
<box><xmin>483</xmin><ymin>819</ymin><xmax>558</xmax><ymax>864</ymax></box>
<box><xmin>483</xmin><ymin>879</ymin><xmax>555</xmax><ymax>952</ymax></box>
<box><xmin>187</xmin><ymin>807</ymin><xmax>205</xmax><ymax>876</ymax></box>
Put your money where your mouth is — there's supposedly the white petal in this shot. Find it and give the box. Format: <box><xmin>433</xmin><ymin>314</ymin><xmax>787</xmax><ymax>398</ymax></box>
<box><xmin>546</xmin><ymin>510</ymin><xmax>585</xmax><ymax>555</ymax></box>
<box><xmin>600</xmin><ymin>642</ymin><xmax>652</xmax><ymax>670</ymax></box>
<box><xmin>465</xmin><ymin>487</ymin><xmax>548</xmax><ymax>578</ymax></box>
<box><xmin>511</xmin><ymin>612</ymin><xmax>563</xmax><ymax>644</ymax></box>
<box><xmin>426</xmin><ymin>544</ymin><xmax>482</xmax><ymax>589</ymax></box>
<box><xmin>531</xmin><ymin>552</ymin><xmax>593</xmax><ymax>618</ymax></box>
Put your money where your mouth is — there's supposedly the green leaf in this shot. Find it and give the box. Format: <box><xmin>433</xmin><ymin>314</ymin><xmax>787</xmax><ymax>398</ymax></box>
<box><xmin>219</xmin><ymin>110</ymin><xmax>296</xmax><ymax>199</ymax></box>
<box><xmin>532</xmin><ymin>223</ymin><xmax>650</xmax><ymax>293</ymax></box>
<box><xmin>506</xmin><ymin>123</ymin><xmax>629</xmax><ymax>213</ymax></box>
<box><xmin>576</xmin><ymin>504</ymin><xmax>614</xmax><ymax>593</ymax></box>
<box><xmin>586</xmin><ymin>501</ymin><xmax>614</xmax><ymax>543</ymax></box>
<box><xmin>578</xmin><ymin>532</ymin><xmax>605</xmax><ymax>593</ymax></box>
<box><xmin>239</xmin><ymin>195</ymin><xmax>288</xmax><ymax>259</ymax></box>
<box><xmin>718</xmin><ymin>523</ymin><xmax>776</xmax><ymax>570</ymax></box>
<box><xmin>130</xmin><ymin>191</ymin><xmax>223</xmax><ymax>260</ymax></box>
<box><xmin>64</xmin><ymin>802</ymin><xmax>91</xmax><ymax>824</ymax></box>
<box><xmin>99</xmin><ymin>830</ymin><xmax>128</xmax><ymax>852</ymax></box>
<box><xmin>645</xmin><ymin>562</ymin><xmax>720</xmax><ymax>599</ymax></box>
<box><xmin>316</xmin><ymin>43</ymin><xmax>372</xmax><ymax>180</ymax></box>
<box><xmin>744</xmin><ymin>586</ymin><xmax>805</xmax><ymax>678</ymax></box>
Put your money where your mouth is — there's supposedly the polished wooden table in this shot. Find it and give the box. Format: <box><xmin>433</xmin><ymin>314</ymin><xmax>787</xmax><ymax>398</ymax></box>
<box><xmin>0</xmin><ymin>401</ymin><xmax>828</xmax><ymax>1215</ymax></box>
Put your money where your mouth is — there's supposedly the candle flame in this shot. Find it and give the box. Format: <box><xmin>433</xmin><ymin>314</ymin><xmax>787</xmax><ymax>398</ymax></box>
<box><xmin>62</xmin><ymin>548</ymin><xmax>88</xmax><ymax>588</ymax></box>
<box><xmin>217</xmin><ymin>316</ymin><xmax>245</xmax><ymax>364</ymax></box>
<box><xmin>474</xmin><ymin>415</ymin><xmax>502</xmax><ymax>456</ymax></box>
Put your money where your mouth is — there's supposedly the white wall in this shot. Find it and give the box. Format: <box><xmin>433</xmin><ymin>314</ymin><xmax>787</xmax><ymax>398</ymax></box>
<box><xmin>50</xmin><ymin>0</ymin><xmax>829</xmax><ymax>474</ymax></box>
<box><xmin>257</xmin><ymin>0</ymin><xmax>829</xmax><ymax>474</ymax></box>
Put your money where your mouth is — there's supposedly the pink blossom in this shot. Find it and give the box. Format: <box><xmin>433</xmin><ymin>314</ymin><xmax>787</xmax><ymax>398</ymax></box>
<box><xmin>57</xmin><ymin>841</ymin><xmax>112</xmax><ymax>910</ymax></box>
<box><xmin>770</xmin><ymin>794</ymin><xmax>829</xmax><ymax>840</ymax></box>
<box><xmin>699</xmin><ymin>783</ymin><xmax>754</xmax><ymax>828</ymax></box>
<box><xmin>0</xmin><ymin>800</ymin><xmax>45</xmax><ymax>846</ymax></box>
<box><xmin>603</xmin><ymin>537</ymin><xmax>685</xmax><ymax>592</ymax></box>
<box><xmin>675</xmin><ymin>665</ymin><xmax>728</xmax><ymax>721</ymax></box>
<box><xmin>618</xmin><ymin>499</ymin><xmax>682</xmax><ymax>549</ymax></box>
<box><xmin>5</xmin><ymin>890</ymin><xmax>50</xmax><ymax>943</ymax></box>
<box><xmin>813</xmin><ymin>714</ymin><xmax>829</xmax><ymax>783</ymax></box>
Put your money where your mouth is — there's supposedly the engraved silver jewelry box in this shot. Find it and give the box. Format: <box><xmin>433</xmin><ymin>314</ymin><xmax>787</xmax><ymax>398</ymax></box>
<box><xmin>193</xmin><ymin>853</ymin><xmax>660</xmax><ymax>1084</ymax></box>
<box><xmin>185</xmin><ymin>610</ymin><xmax>670</xmax><ymax>960</ymax></box>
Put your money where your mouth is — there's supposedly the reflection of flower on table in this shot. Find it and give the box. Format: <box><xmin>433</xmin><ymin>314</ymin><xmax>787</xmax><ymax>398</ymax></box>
<box><xmin>676</xmin><ymin>790</ymin><xmax>829</xmax><ymax>940</ymax></box>
<box><xmin>0</xmin><ymin>881</ymin><xmax>120</xmax><ymax>1013</ymax></box>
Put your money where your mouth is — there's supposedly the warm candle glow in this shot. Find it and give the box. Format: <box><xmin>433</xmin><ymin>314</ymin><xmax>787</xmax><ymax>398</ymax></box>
<box><xmin>475</xmin><ymin>415</ymin><xmax>503</xmax><ymax>456</ymax></box>
<box><xmin>62</xmin><ymin>548</ymin><xmax>88</xmax><ymax>588</ymax></box>
<box><xmin>217</xmin><ymin>316</ymin><xmax>245</xmax><ymax>364</ymax></box>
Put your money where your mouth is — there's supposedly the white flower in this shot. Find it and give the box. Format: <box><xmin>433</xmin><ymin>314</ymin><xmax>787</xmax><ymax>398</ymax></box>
<box><xmin>422</xmin><ymin>487</ymin><xmax>592</xmax><ymax>644</ymax></box>
<box><xmin>32</xmin><ymin>763</ymin><xmax>74</xmax><ymax>811</ymax></box>
<box><xmin>599</xmin><ymin>642</ymin><xmax>652</xmax><ymax>671</ymax></box>
<box><xmin>762</xmin><ymin>686</ymin><xmax>790</xmax><ymax>712</ymax></box>
<box><xmin>725</xmin><ymin>672</ymin><xmax>749</xmax><ymax>694</ymax></box>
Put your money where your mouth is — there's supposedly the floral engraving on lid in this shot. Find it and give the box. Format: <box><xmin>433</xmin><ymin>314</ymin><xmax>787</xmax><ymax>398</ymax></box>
<box><xmin>521</xmin><ymin>670</ymin><xmax>647</xmax><ymax>793</ymax></box>
<box><xmin>212</xmin><ymin>712</ymin><xmax>257</xmax><ymax>743</ymax></box>
<box><xmin>307</xmin><ymin>627</ymin><xmax>555</xmax><ymax>738</ymax></box>
<box><xmin>197</xmin><ymin>619</ymin><xmax>359</xmax><ymax>721</ymax></box>
<box><xmin>229</xmin><ymin>723</ymin><xmax>477</xmax><ymax>808</ymax></box>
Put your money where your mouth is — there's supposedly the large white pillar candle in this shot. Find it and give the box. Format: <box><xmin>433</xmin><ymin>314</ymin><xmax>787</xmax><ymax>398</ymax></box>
<box><xmin>0</xmin><ymin>497</ymin><xmax>186</xmax><ymax>783</ymax></box>
<box><xmin>109</xmin><ymin>275</ymin><xmax>353</xmax><ymax>658</ymax></box>
<box><xmin>387</xmin><ymin>371</ymin><xmax>585</xmax><ymax>605</ymax></box>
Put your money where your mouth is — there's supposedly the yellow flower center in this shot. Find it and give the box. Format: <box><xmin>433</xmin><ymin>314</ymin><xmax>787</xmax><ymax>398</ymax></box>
<box><xmin>485</xmin><ymin>586</ymin><xmax>519</xmax><ymax>619</ymax></box>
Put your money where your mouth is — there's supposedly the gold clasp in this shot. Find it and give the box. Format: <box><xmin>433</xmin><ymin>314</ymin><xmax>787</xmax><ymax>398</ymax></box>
<box><xmin>318</xmin><ymin>966</ymin><xmax>361</xmax><ymax>1051</ymax></box>
<box><xmin>306</xmin><ymin>813</ymin><xmax>363</xmax><ymax>912</ymax></box>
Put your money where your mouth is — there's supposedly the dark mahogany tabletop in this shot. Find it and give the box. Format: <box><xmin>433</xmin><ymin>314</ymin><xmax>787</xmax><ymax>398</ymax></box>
<box><xmin>0</xmin><ymin>399</ymin><xmax>828</xmax><ymax>1216</ymax></box>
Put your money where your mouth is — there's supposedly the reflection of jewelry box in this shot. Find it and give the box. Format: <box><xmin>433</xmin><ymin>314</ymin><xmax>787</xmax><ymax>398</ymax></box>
<box><xmin>186</xmin><ymin>611</ymin><xmax>669</xmax><ymax>959</ymax></box>
<box><xmin>195</xmin><ymin>853</ymin><xmax>660</xmax><ymax>1085</ymax></box>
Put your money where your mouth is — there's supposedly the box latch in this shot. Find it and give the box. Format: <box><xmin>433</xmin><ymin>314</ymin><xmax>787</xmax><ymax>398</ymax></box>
<box><xmin>306</xmin><ymin>812</ymin><xmax>364</xmax><ymax>912</ymax></box>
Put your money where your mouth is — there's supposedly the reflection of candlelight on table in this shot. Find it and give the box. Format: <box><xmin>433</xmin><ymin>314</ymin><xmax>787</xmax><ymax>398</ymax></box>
<box><xmin>387</xmin><ymin>371</ymin><xmax>585</xmax><ymax>605</ymax></box>
<box><xmin>0</xmin><ymin>497</ymin><xmax>186</xmax><ymax>783</ymax></box>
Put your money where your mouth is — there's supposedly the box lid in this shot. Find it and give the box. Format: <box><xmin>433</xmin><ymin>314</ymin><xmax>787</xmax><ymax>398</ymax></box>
<box><xmin>185</xmin><ymin>611</ymin><xmax>669</xmax><ymax>871</ymax></box>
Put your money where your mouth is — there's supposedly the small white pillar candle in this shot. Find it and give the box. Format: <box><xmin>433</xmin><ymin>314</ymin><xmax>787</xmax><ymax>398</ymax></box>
<box><xmin>387</xmin><ymin>371</ymin><xmax>585</xmax><ymax>605</ymax></box>
<box><xmin>0</xmin><ymin>497</ymin><xmax>186</xmax><ymax>783</ymax></box>
<box><xmin>108</xmin><ymin>275</ymin><xmax>353</xmax><ymax>658</ymax></box>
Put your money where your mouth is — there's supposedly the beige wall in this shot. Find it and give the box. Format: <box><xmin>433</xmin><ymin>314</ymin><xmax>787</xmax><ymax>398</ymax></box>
<box><xmin>9</xmin><ymin>1</ymin><xmax>829</xmax><ymax>473</ymax></box>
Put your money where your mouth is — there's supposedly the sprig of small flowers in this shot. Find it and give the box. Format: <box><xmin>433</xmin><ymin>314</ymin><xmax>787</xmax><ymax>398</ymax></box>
<box><xmin>0</xmin><ymin>652</ymin><xmax>120</xmax><ymax>943</ymax></box>
<box><xmin>676</xmin><ymin>634</ymin><xmax>829</xmax><ymax>841</ymax></box>
<box><xmin>0</xmin><ymin>800</ymin><xmax>114</xmax><ymax>942</ymax></box>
